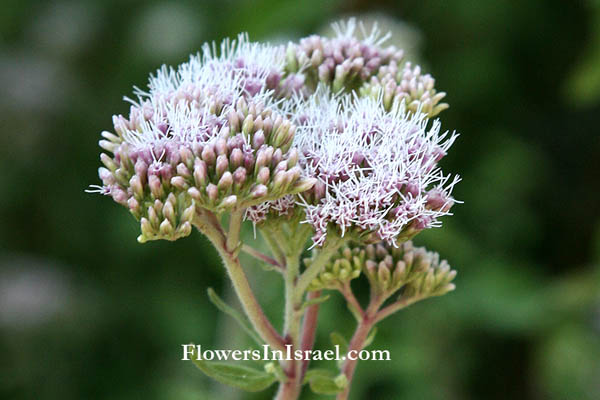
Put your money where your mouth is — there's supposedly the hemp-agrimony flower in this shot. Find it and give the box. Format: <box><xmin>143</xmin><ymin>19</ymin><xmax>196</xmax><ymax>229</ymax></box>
<box><xmin>89</xmin><ymin>35</ymin><xmax>315</xmax><ymax>242</ymax></box>
<box><xmin>89</xmin><ymin>21</ymin><xmax>461</xmax><ymax>400</ymax></box>
<box><xmin>254</xmin><ymin>88</ymin><xmax>459</xmax><ymax>247</ymax></box>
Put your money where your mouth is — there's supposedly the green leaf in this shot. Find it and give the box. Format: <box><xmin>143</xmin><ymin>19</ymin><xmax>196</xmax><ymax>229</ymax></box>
<box><xmin>363</xmin><ymin>327</ymin><xmax>378</xmax><ymax>348</ymax></box>
<box><xmin>330</xmin><ymin>332</ymin><xmax>349</xmax><ymax>355</ymax></box>
<box><xmin>191</xmin><ymin>355</ymin><xmax>277</xmax><ymax>392</ymax></box>
<box><xmin>207</xmin><ymin>288</ymin><xmax>263</xmax><ymax>346</ymax></box>
<box><xmin>301</xmin><ymin>294</ymin><xmax>330</xmax><ymax>311</ymax></box>
<box><xmin>330</xmin><ymin>332</ymin><xmax>348</xmax><ymax>367</ymax></box>
<box><xmin>304</xmin><ymin>369</ymin><xmax>347</xmax><ymax>395</ymax></box>
<box><xmin>303</xmin><ymin>368</ymin><xmax>336</xmax><ymax>384</ymax></box>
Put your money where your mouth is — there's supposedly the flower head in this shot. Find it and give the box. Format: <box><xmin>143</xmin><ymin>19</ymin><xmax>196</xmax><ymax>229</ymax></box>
<box><xmin>286</xmin><ymin>18</ymin><xmax>405</xmax><ymax>93</ymax></box>
<box><xmin>361</xmin><ymin>61</ymin><xmax>448</xmax><ymax>117</ymax></box>
<box><xmin>89</xmin><ymin>35</ymin><xmax>315</xmax><ymax>242</ymax></box>
<box><xmin>295</xmin><ymin>88</ymin><xmax>459</xmax><ymax>246</ymax></box>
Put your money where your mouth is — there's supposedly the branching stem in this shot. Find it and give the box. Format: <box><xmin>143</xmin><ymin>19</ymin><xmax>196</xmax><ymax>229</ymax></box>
<box><xmin>193</xmin><ymin>209</ymin><xmax>286</xmax><ymax>352</ymax></box>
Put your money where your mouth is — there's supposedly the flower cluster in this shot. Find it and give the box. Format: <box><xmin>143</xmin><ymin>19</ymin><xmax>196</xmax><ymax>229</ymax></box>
<box><xmin>260</xmin><ymin>88</ymin><xmax>459</xmax><ymax>247</ymax></box>
<box><xmin>91</xmin><ymin>24</ymin><xmax>458</xmax><ymax>248</ymax></box>
<box><xmin>360</xmin><ymin>61</ymin><xmax>448</xmax><ymax>116</ymax></box>
<box><xmin>307</xmin><ymin>246</ymin><xmax>363</xmax><ymax>291</ymax></box>
<box><xmin>89</xmin><ymin>35</ymin><xmax>315</xmax><ymax>242</ymax></box>
<box><xmin>285</xmin><ymin>19</ymin><xmax>405</xmax><ymax>93</ymax></box>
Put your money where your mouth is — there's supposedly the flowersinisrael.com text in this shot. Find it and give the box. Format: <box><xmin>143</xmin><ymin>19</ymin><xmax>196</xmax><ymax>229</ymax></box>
<box><xmin>181</xmin><ymin>344</ymin><xmax>391</xmax><ymax>362</ymax></box>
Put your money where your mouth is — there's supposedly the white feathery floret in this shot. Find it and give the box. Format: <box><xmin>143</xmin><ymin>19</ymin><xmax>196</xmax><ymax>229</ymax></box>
<box><xmin>116</xmin><ymin>34</ymin><xmax>286</xmax><ymax>151</ymax></box>
<box><xmin>331</xmin><ymin>17</ymin><xmax>392</xmax><ymax>47</ymax></box>
<box><xmin>293</xmin><ymin>87</ymin><xmax>459</xmax><ymax>246</ymax></box>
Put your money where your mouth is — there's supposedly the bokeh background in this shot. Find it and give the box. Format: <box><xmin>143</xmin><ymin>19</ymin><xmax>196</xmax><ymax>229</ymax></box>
<box><xmin>1</xmin><ymin>0</ymin><xmax>600</xmax><ymax>399</ymax></box>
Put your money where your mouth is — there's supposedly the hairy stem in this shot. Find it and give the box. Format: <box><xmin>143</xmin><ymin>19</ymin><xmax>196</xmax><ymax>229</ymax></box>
<box><xmin>300</xmin><ymin>290</ymin><xmax>322</xmax><ymax>378</ymax></box>
<box><xmin>260</xmin><ymin>226</ymin><xmax>286</xmax><ymax>266</ymax></box>
<box><xmin>241</xmin><ymin>244</ymin><xmax>283</xmax><ymax>270</ymax></box>
<box><xmin>374</xmin><ymin>295</ymin><xmax>423</xmax><ymax>324</ymax></box>
<box><xmin>226</xmin><ymin>209</ymin><xmax>244</xmax><ymax>254</ymax></box>
<box><xmin>276</xmin><ymin>253</ymin><xmax>303</xmax><ymax>400</ymax></box>
<box><xmin>194</xmin><ymin>210</ymin><xmax>286</xmax><ymax>352</ymax></box>
<box><xmin>275</xmin><ymin>224</ymin><xmax>314</xmax><ymax>400</ymax></box>
<box><xmin>337</xmin><ymin>296</ymin><xmax>384</xmax><ymax>400</ymax></box>
<box><xmin>340</xmin><ymin>282</ymin><xmax>363</xmax><ymax>322</ymax></box>
<box><xmin>336</xmin><ymin>316</ymin><xmax>376</xmax><ymax>400</ymax></box>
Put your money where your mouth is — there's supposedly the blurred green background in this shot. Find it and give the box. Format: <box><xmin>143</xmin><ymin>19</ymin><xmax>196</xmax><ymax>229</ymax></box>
<box><xmin>1</xmin><ymin>0</ymin><xmax>599</xmax><ymax>399</ymax></box>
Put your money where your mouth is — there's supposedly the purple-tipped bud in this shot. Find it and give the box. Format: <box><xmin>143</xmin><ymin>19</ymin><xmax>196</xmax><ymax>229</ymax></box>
<box><xmin>170</xmin><ymin>176</ymin><xmax>188</xmax><ymax>189</ymax></box>
<box><xmin>252</xmin><ymin>130</ymin><xmax>265</xmax><ymax>149</ymax></box>
<box><xmin>128</xmin><ymin>197</ymin><xmax>140</xmax><ymax>212</ymax></box>
<box><xmin>230</xmin><ymin>148</ymin><xmax>243</xmax><ymax>169</ymax></box>
<box><xmin>179</xmin><ymin>146</ymin><xmax>194</xmax><ymax>166</ymax></box>
<box><xmin>272</xmin><ymin>149</ymin><xmax>283</xmax><ymax>167</ymax></box>
<box><xmin>220</xmin><ymin>195</ymin><xmax>237</xmax><ymax>209</ymax></box>
<box><xmin>215</xmin><ymin>138</ymin><xmax>227</xmax><ymax>156</ymax></box>
<box><xmin>274</xmin><ymin>160</ymin><xmax>288</xmax><ymax>175</ymax></box>
<box><xmin>243</xmin><ymin>153</ymin><xmax>255</xmax><ymax>172</ymax></box>
<box><xmin>233</xmin><ymin>167</ymin><xmax>247</xmax><ymax>186</ymax></box>
<box><xmin>148</xmin><ymin>175</ymin><xmax>164</xmax><ymax>198</ymax></box>
<box><xmin>216</xmin><ymin>155</ymin><xmax>229</xmax><ymax>178</ymax></box>
<box><xmin>218</xmin><ymin>171</ymin><xmax>233</xmax><ymax>190</ymax></box>
<box><xmin>99</xmin><ymin>167</ymin><xmax>115</xmax><ymax>185</ymax></box>
<box><xmin>134</xmin><ymin>160</ymin><xmax>148</xmax><ymax>184</ymax></box>
<box><xmin>129</xmin><ymin>175</ymin><xmax>144</xmax><ymax>198</ymax></box>
<box><xmin>426</xmin><ymin>189</ymin><xmax>453</xmax><ymax>212</ymax></box>
<box><xmin>263</xmin><ymin>117</ymin><xmax>273</xmax><ymax>136</ymax></box>
<box><xmin>365</xmin><ymin>260</ymin><xmax>377</xmax><ymax>274</ymax></box>
<box><xmin>188</xmin><ymin>187</ymin><xmax>201</xmax><ymax>200</ymax></box>
<box><xmin>253</xmin><ymin>115</ymin><xmax>264</xmax><ymax>132</ymax></box>
<box><xmin>251</xmin><ymin>184</ymin><xmax>268</xmax><ymax>198</ymax></box>
<box><xmin>159</xmin><ymin>164</ymin><xmax>173</xmax><ymax>182</ymax></box>
<box><xmin>193</xmin><ymin>160</ymin><xmax>208</xmax><ymax>187</ymax></box>
<box><xmin>255</xmin><ymin>147</ymin><xmax>273</xmax><ymax>170</ymax></box>
<box><xmin>206</xmin><ymin>184</ymin><xmax>218</xmax><ymax>202</ymax></box>
<box><xmin>257</xmin><ymin>167</ymin><xmax>270</xmax><ymax>185</ymax></box>
<box><xmin>201</xmin><ymin>145</ymin><xmax>216</xmax><ymax>165</ymax></box>
<box><xmin>176</xmin><ymin>163</ymin><xmax>191</xmax><ymax>178</ymax></box>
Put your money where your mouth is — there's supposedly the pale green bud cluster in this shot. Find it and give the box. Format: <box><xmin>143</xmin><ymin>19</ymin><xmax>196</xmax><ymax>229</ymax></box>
<box><xmin>362</xmin><ymin>241</ymin><xmax>456</xmax><ymax>298</ymax></box>
<box><xmin>307</xmin><ymin>247</ymin><xmax>362</xmax><ymax>291</ymax></box>
<box><xmin>360</xmin><ymin>61</ymin><xmax>448</xmax><ymax>117</ymax></box>
<box><xmin>137</xmin><ymin>193</ymin><xmax>194</xmax><ymax>243</ymax></box>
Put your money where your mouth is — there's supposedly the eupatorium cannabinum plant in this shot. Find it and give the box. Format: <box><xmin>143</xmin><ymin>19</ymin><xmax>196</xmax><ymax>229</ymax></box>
<box><xmin>89</xmin><ymin>19</ymin><xmax>460</xmax><ymax>399</ymax></box>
